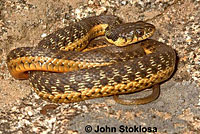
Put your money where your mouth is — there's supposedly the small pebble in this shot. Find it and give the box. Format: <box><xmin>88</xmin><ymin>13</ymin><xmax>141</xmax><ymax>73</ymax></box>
<box><xmin>41</xmin><ymin>33</ymin><xmax>47</xmax><ymax>38</ymax></box>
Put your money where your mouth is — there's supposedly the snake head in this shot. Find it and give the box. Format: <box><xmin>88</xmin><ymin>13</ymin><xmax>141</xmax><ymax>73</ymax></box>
<box><xmin>105</xmin><ymin>21</ymin><xmax>155</xmax><ymax>46</ymax></box>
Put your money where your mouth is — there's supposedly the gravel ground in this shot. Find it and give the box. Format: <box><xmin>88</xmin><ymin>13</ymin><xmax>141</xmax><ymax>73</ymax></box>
<box><xmin>0</xmin><ymin>0</ymin><xmax>200</xmax><ymax>133</ymax></box>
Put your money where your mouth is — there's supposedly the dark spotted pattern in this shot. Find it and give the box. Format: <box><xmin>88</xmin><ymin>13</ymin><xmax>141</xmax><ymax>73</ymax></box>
<box><xmin>100</xmin><ymin>78</ymin><xmax>109</xmax><ymax>86</ymax></box>
<box><xmin>114</xmin><ymin>76</ymin><xmax>123</xmax><ymax>83</ymax></box>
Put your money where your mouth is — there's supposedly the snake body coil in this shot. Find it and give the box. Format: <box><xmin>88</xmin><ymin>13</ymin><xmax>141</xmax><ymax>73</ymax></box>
<box><xmin>7</xmin><ymin>15</ymin><xmax>176</xmax><ymax>104</ymax></box>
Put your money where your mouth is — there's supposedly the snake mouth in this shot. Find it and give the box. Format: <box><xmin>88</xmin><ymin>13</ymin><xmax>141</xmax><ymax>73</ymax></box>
<box><xmin>136</xmin><ymin>26</ymin><xmax>155</xmax><ymax>42</ymax></box>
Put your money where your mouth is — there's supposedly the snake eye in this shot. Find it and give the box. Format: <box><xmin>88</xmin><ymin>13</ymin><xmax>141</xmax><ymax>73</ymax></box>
<box><xmin>136</xmin><ymin>29</ymin><xmax>144</xmax><ymax>37</ymax></box>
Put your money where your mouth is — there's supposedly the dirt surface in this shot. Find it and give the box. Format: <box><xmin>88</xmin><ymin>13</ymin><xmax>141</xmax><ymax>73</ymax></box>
<box><xmin>0</xmin><ymin>0</ymin><xmax>199</xmax><ymax>133</ymax></box>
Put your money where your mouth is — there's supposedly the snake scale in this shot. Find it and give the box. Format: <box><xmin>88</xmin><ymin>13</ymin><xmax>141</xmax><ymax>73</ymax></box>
<box><xmin>7</xmin><ymin>15</ymin><xmax>176</xmax><ymax>105</ymax></box>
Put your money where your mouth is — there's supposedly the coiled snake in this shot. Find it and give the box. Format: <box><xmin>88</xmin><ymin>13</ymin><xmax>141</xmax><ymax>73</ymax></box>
<box><xmin>7</xmin><ymin>15</ymin><xmax>176</xmax><ymax>105</ymax></box>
